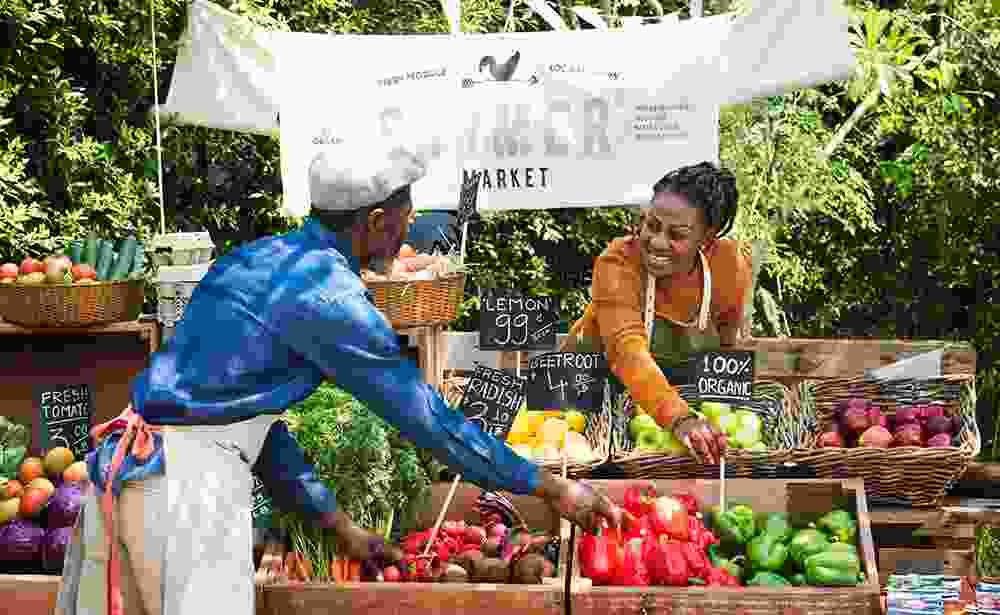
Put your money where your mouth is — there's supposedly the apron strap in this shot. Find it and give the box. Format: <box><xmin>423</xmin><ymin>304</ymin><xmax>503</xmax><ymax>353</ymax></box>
<box><xmin>641</xmin><ymin>249</ymin><xmax>713</xmax><ymax>339</ymax></box>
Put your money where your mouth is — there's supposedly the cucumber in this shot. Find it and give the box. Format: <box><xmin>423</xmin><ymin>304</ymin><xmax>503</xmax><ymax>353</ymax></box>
<box><xmin>82</xmin><ymin>237</ymin><xmax>99</xmax><ymax>267</ymax></box>
<box><xmin>110</xmin><ymin>237</ymin><xmax>138</xmax><ymax>281</ymax></box>
<box><xmin>95</xmin><ymin>240</ymin><xmax>115</xmax><ymax>281</ymax></box>
<box><xmin>130</xmin><ymin>242</ymin><xmax>146</xmax><ymax>277</ymax></box>
<box><xmin>68</xmin><ymin>240</ymin><xmax>83</xmax><ymax>265</ymax></box>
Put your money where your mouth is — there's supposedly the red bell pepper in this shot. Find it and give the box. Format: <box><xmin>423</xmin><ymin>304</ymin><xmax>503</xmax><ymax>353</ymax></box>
<box><xmin>401</xmin><ymin>530</ymin><xmax>431</xmax><ymax>554</ymax></box>
<box><xmin>623</xmin><ymin>511</ymin><xmax>653</xmax><ymax>543</ymax></box>
<box><xmin>649</xmin><ymin>496</ymin><xmax>690</xmax><ymax>541</ymax></box>
<box><xmin>680</xmin><ymin>541</ymin><xmax>711</xmax><ymax>580</ymax></box>
<box><xmin>704</xmin><ymin>566</ymin><xmax>740</xmax><ymax>587</ymax></box>
<box><xmin>579</xmin><ymin>524</ymin><xmax>622</xmax><ymax>585</ymax></box>
<box><xmin>674</xmin><ymin>493</ymin><xmax>700</xmax><ymax>517</ymax></box>
<box><xmin>615</xmin><ymin>538</ymin><xmax>650</xmax><ymax>586</ymax></box>
<box><xmin>643</xmin><ymin>535</ymin><xmax>691</xmax><ymax>586</ymax></box>
<box><xmin>442</xmin><ymin>520</ymin><xmax>466</xmax><ymax>539</ymax></box>
<box><xmin>687</xmin><ymin>516</ymin><xmax>719</xmax><ymax>552</ymax></box>
<box><xmin>623</xmin><ymin>483</ymin><xmax>658</xmax><ymax>518</ymax></box>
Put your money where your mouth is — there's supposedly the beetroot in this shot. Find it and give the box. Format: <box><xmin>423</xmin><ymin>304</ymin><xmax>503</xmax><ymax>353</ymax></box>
<box><xmin>922</xmin><ymin>405</ymin><xmax>946</xmax><ymax>419</ymax></box>
<box><xmin>0</xmin><ymin>519</ymin><xmax>45</xmax><ymax>564</ymax></box>
<box><xmin>927</xmin><ymin>433</ymin><xmax>953</xmax><ymax>448</ymax></box>
<box><xmin>867</xmin><ymin>406</ymin><xmax>887</xmax><ymax>429</ymax></box>
<box><xmin>464</xmin><ymin>525</ymin><xmax>487</xmax><ymax>546</ymax></box>
<box><xmin>42</xmin><ymin>526</ymin><xmax>73</xmax><ymax>572</ymax></box>
<box><xmin>842</xmin><ymin>407</ymin><xmax>870</xmax><ymax>435</ymax></box>
<box><xmin>894</xmin><ymin>407</ymin><xmax>920</xmax><ymax>426</ymax></box>
<box><xmin>487</xmin><ymin>523</ymin><xmax>508</xmax><ymax>539</ymax></box>
<box><xmin>817</xmin><ymin>431</ymin><xmax>844</xmax><ymax>448</ymax></box>
<box><xmin>893</xmin><ymin>423</ymin><xmax>924</xmax><ymax>447</ymax></box>
<box><xmin>926</xmin><ymin>415</ymin><xmax>953</xmax><ymax>436</ymax></box>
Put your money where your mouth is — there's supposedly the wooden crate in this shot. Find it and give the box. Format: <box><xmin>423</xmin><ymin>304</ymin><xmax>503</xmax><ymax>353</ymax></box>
<box><xmin>569</xmin><ymin>479</ymin><xmax>882</xmax><ymax>615</ymax></box>
<box><xmin>257</xmin><ymin>482</ymin><xmax>567</xmax><ymax>615</ymax></box>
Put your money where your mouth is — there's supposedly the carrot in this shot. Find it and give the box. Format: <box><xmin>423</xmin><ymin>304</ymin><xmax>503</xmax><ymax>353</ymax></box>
<box><xmin>284</xmin><ymin>553</ymin><xmax>297</xmax><ymax>579</ymax></box>
<box><xmin>301</xmin><ymin>556</ymin><xmax>314</xmax><ymax>581</ymax></box>
<box><xmin>339</xmin><ymin>558</ymin><xmax>350</xmax><ymax>582</ymax></box>
<box><xmin>330</xmin><ymin>557</ymin><xmax>345</xmax><ymax>583</ymax></box>
<box><xmin>348</xmin><ymin>559</ymin><xmax>361</xmax><ymax>582</ymax></box>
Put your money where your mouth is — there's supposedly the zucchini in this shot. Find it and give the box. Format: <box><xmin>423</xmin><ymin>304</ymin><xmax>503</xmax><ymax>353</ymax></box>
<box><xmin>68</xmin><ymin>240</ymin><xmax>83</xmax><ymax>265</ymax></box>
<box><xmin>110</xmin><ymin>237</ymin><xmax>138</xmax><ymax>281</ymax></box>
<box><xmin>130</xmin><ymin>242</ymin><xmax>146</xmax><ymax>277</ymax></box>
<box><xmin>82</xmin><ymin>237</ymin><xmax>99</xmax><ymax>267</ymax></box>
<box><xmin>95</xmin><ymin>240</ymin><xmax>115</xmax><ymax>281</ymax></box>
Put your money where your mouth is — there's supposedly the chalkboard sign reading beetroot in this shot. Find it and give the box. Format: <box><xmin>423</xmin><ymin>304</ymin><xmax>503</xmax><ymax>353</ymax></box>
<box><xmin>35</xmin><ymin>384</ymin><xmax>94</xmax><ymax>460</ymax></box>
<box><xmin>693</xmin><ymin>350</ymin><xmax>755</xmax><ymax>403</ymax></box>
<box><xmin>479</xmin><ymin>289</ymin><xmax>558</xmax><ymax>351</ymax></box>
<box><xmin>459</xmin><ymin>365</ymin><xmax>525</xmax><ymax>440</ymax></box>
<box><xmin>526</xmin><ymin>352</ymin><xmax>608</xmax><ymax>412</ymax></box>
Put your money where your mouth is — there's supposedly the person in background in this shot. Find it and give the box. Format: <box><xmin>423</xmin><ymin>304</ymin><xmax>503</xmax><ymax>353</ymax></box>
<box><xmin>562</xmin><ymin>162</ymin><xmax>752</xmax><ymax>465</ymax></box>
<box><xmin>55</xmin><ymin>145</ymin><xmax>620</xmax><ymax>615</ymax></box>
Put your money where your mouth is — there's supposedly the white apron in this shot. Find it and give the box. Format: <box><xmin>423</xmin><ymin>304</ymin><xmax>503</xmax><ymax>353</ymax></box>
<box><xmin>55</xmin><ymin>414</ymin><xmax>277</xmax><ymax>615</ymax></box>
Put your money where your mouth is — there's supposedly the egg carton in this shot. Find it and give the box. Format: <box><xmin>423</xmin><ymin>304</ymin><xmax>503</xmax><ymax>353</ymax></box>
<box><xmin>155</xmin><ymin>263</ymin><xmax>210</xmax><ymax>329</ymax></box>
<box><xmin>151</xmin><ymin>232</ymin><xmax>215</xmax><ymax>266</ymax></box>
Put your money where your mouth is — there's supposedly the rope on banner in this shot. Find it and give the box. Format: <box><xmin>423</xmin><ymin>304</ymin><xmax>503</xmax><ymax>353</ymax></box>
<box><xmin>149</xmin><ymin>0</ymin><xmax>167</xmax><ymax>235</ymax></box>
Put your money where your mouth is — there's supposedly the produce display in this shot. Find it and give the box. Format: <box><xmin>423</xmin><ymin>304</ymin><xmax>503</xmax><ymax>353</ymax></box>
<box><xmin>360</xmin><ymin>243</ymin><xmax>462</xmax><ymax>282</ymax></box>
<box><xmin>628</xmin><ymin>401</ymin><xmax>766</xmax><ymax>455</ymax></box>
<box><xmin>506</xmin><ymin>409</ymin><xmax>597</xmax><ymax>463</ymax></box>
<box><xmin>0</xmin><ymin>236</ymin><xmax>145</xmax><ymax>285</ymax></box>
<box><xmin>817</xmin><ymin>399</ymin><xmax>962</xmax><ymax>449</ymax></box>
<box><xmin>0</xmin><ymin>447</ymin><xmax>88</xmax><ymax>574</ymax></box>
<box><xmin>576</xmin><ymin>482</ymin><xmax>865</xmax><ymax>588</ymax></box>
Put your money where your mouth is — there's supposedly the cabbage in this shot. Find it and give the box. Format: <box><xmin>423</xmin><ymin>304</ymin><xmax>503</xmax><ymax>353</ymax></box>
<box><xmin>0</xmin><ymin>519</ymin><xmax>45</xmax><ymax>563</ymax></box>
<box><xmin>42</xmin><ymin>526</ymin><xmax>73</xmax><ymax>572</ymax></box>
<box><xmin>46</xmin><ymin>483</ymin><xmax>83</xmax><ymax>529</ymax></box>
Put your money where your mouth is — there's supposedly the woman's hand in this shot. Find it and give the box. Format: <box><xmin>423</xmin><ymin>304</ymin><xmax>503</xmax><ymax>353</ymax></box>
<box><xmin>536</xmin><ymin>473</ymin><xmax>621</xmax><ymax>532</ymax></box>
<box><xmin>320</xmin><ymin>510</ymin><xmax>403</xmax><ymax>568</ymax></box>
<box><xmin>671</xmin><ymin>415</ymin><xmax>727</xmax><ymax>465</ymax></box>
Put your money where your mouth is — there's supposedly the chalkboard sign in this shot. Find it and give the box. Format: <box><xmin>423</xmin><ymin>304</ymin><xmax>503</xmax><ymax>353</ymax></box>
<box><xmin>692</xmin><ymin>350</ymin><xmax>755</xmax><ymax>403</ymax></box>
<box><xmin>526</xmin><ymin>352</ymin><xmax>608</xmax><ymax>412</ymax></box>
<box><xmin>35</xmin><ymin>384</ymin><xmax>94</xmax><ymax>460</ymax></box>
<box><xmin>459</xmin><ymin>364</ymin><xmax>525</xmax><ymax>440</ymax></box>
<box><xmin>252</xmin><ymin>473</ymin><xmax>274</xmax><ymax>529</ymax></box>
<box><xmin>479</xmin><ymin>289</ymin><xmax>559</xmax><ymax>351</ymax></box>
<box><xmin>894</xmin><ymin>558</ymin><xmax>946</xmax><ymax>575</ymax></box>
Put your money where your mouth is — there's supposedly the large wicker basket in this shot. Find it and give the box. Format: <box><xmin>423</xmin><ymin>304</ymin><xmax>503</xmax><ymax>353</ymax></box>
<box><xmin>0</xmin><ymin>280</ymin><xmax>145</xmax><ymax>327</ymax></box>
<box><xmin>611</xmin><ymin>380</ymin><xmax>812</xmax><ymax>479</ymax></box>
<box><xmin>788</xmin><ymin>374</ymin><xmax>979</xmax><ymax>507</ymax></box>
<box><xmin>441</xmin><ymin>376</ymin><xmax>613</xmax><ymax>478</ymax></box>
<box><xmin>365</xmin><ymin>273</ymin><xmax>465</xmax><ymax>329</ymax></box>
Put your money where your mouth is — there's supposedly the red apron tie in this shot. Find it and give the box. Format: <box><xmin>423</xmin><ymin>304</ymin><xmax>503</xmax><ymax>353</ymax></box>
<box><xmin>91</xmin><ymin>406</ymin><xmax>160</xmax><ymax>615</ymax></box>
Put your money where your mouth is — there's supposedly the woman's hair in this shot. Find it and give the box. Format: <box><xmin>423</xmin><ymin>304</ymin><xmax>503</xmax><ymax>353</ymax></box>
<box><xmin>648</xmin><ymin>162</ymin><xmax>739</xmax><ymax>237</ymax></box>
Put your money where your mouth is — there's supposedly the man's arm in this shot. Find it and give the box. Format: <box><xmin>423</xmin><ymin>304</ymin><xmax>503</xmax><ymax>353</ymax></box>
<box><xmin>252</xmin><ymin>420</ymin><xmax>338</xmax><ymax>521</ymax></box>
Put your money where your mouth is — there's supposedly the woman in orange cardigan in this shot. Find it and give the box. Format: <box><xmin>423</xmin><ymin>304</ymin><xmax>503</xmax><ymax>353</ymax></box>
<box><xmin>564</xmin><ymin>162</ymin><xmax>753</xmax><ymax>464</ymax></box>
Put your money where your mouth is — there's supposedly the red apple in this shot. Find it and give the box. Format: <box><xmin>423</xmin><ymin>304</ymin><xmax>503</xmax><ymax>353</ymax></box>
<box><xmin>842</xmin><ymin>407</ymin><xmax>871</xmax><ymax>435</ymax></box>
<box><xmin>893</xmin><ymin>423</ymin><xmax>924</xmax><ymax>447</ymax></box>
<box><xmin>18</xmin><ymin>486</ymin><xmax>50</xmax><ymax>518</ymax></box>
<box><xmin>0</xmin><ymin>263</ymin><xmax>18</xmax><ymax>278</ymax></box>
<box><xmin>927</xmin><ymin>433</ymin><xmax>953</xmax><ymax>448</ymax></box>
<box><xmin>859</xmin><ymin>425</ymin><xmax>893</xmax><ymax>448</ymax></box>
<box><xmin>817</xmin><ymin>431</ymin><xmax>844</xmax><ymax>448</ymax></box>
<box><xmin>867</xmin><ymin>406</ymin><xmax>887</xmax><ymax>429</ymax></box>
<box><xmin>19</xmin><ymin>258</ymin><xmax>43</xmax><ymax>275</ymax></box>
<box><xmin>894</xmin><ymin>407</ymin><xmax>920</xmax><ymax>426</ymax></box>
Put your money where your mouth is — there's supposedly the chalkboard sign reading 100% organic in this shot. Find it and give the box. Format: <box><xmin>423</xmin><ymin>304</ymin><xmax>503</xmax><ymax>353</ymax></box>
<box><xmin>526</xmin><ymin>352</ymin><xmax>608</xmax><ymax>413</ymax></box>
<box><xmin>459</xmin><ymin>365</ymin><xmax>526</xmax><ymax>441</ymax></box>
<box><xmin>692</xmin><ymin>350</ymin><xmax>755</xmax><ymax>403</ymax></box>
<box><xmin>35</xmin><ymin>384</ymin><xmax>95</xmax><ymax>461</ymax></box>
<box><xmin>478</xmin><ymin>290</ymin><xmax>559</xmax><ymax>351</ymax></box>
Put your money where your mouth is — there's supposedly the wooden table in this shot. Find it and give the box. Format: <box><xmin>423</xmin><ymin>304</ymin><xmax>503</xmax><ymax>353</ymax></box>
<box><xmin>400</xmin><ymin>325</ymin><xmax>447</xmax><ymax>390</ymax></box>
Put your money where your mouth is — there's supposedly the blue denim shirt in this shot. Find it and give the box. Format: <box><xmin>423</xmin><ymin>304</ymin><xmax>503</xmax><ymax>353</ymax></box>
<box><xmin>87</xmin><ymin>217</ymin><xmax>541</xmax><ymax>520</ymax></box>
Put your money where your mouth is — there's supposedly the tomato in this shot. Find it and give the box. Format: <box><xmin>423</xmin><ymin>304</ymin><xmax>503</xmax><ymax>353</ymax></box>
<box><xmin>19</xmin><ymin>258</ymin><xmax>43</xmax><ymax>275</ymax></box>
<box><xmin>71</xmin><ymin>264</ymin><xmax>97</xmax><ymax>280</ymax></box>
<box><xmin>0</xmin><ymin>263</ymin><xmax>19</xmax><ymax>279</ymax></box>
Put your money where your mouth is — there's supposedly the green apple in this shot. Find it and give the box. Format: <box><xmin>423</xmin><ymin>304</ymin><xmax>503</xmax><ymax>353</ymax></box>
<box><xmin>701</xmin><ymin>401</ymin><xmax>731</xmax><ymax>421</ymax></box>
<box><xmin>734</xmin><ymin>410</ymin><xmax>762</xmax><ymax>437</ymax></box>
<box><xmin>709</xmin><ymin>412</ymin><xmax>737</xmax><ymax>436</ymax></box>
<box><xmin>748</xmin><ymin>442</ymin><xmax>768</xmax><ymax>452</ymax></box>
<box><xmin>635</xmin><ymin>428</ymin><xmax>665</xmax><ymax>451</ymax></box>
<box><xmin>630</xmin><ymin>414</ymin><xmax>660</xmax><ymax>440</ymax></box>
<box><xmin>659</xmin><ymin>430</ymin><xmax>689</xmax><ymax>456</ymax></box>
<box><xmin>729</xmin><ymin>427</ymin><xmax>761</xmax><ymax>450</ymax></box>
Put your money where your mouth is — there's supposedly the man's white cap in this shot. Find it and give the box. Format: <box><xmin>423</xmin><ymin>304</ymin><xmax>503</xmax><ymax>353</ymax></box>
<box><xmin>309</xmin><ymin>140</ymin><xmax>439</xmax><ymax>212</ymax></box>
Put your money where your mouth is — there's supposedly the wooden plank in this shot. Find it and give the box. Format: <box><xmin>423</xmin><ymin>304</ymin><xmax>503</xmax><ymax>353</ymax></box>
<box><xmin>963</xmin><ymin>462</ymin><xmax>1000</xmax><ymax>483</ymax></box>
<box><xmin>878</xmin><ymin>547</ymin><xmax>974</xmax><ymax>580</ymax></box>
<box><xmin>0</xmin><ymin>574</ymin><xmax>59</xmax><ymax>615</ymax></box>
<box><xmin>0</xmin><ymin>318</ymin><xmax>160</xmax><ymax>354</ymax></box>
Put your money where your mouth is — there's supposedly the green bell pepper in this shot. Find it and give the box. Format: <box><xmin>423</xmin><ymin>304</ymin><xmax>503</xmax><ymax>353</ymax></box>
<box><xmin>789</xmin><ymin>528</ymin><xmax>831</xmax><ymax>567</ymax></box>
<box><xmin>817</xmin><ymin>510</ymin><xmax>857</xmax><ymax>544</ymax></box>
<box><xmin>804</xmin><ymin>548</ymin><xmax>861</xmax><ymax>587</ymax></box>
<box><xmin>828</xmin><ymin>542</ymin><xmax>857</xmax><ymax>556</ymax></box>
<box><xmin>746</xmin><ymin>571</ymin><xmax>791</xmax><ymax>587</ymax></box>
<box><xmin>747</xmin><ymin>532</ymin><xmax>789</xmax><ymax>572</ymax></box>
<box><xmin>789</xmin><ymin>572</ymin><xmax>807</xmax><ymax>586</ymax></box>
<box><xmin>756</xmin><ymin>512</ymin><xmax>794</xmax><ymax>543</ymax></box>
<box><xmin>715</xmin><ymin>504</ymin><xmax>756</xmax><ymax>547</ymax></box>
<box><xmin>707</xmin><ymin>543</ymin><xmax>745</xmax><ymax>579</ymax></box>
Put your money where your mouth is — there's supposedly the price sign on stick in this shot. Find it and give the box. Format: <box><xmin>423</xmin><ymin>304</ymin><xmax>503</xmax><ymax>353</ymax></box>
<box><xmin>479</xmin><ymin>289</ymin><xmax>559</xmax><ymax>351</ymax></box>
<box><xmin>35</xmin><ymin>384</ymin><xmax>94</xmax><ymax>460</ymax></box>
<box><xmin>526</xmin><ymin>352</ymin><xmax>608</xmax><ymax>412</ymax></box>
<box><xmin>252</xmin><ymin>473</ymin><xmax>275</xmax><ymax>529</ymax></box>
<box><xmin>693</xmin><ymin>350</ymin><xmax>755</xmax><ymax>404</ymax></box>
<box><xmin>459</xmin><ymin>364</ymin><xmax>525</xmax><ymax>441</ymax></box>
<box><xmin>457</xmin><ymin>171</ymin><xmax>481</xmax><ymax>227</ymax></box>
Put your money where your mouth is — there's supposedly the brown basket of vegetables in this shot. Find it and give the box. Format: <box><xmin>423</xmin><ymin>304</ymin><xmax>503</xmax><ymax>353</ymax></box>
<box><xmin>788</xmin><ymin>374</ymin><xmax>979</xmax><ymax>507</ymax></box>
<box><xmin>0</xmin><ymin>240</ymin><xmax>146</xmax><ymax>328</ymax></box>
<box><xmin>611</xmin><ymin>381</ymin><xmax>811</xmax><ymax>479</ymax></box>
<box><xmin>362</xmin><ymin>245</ymin><xmax>466</xmax><ymax>329</ymax></box>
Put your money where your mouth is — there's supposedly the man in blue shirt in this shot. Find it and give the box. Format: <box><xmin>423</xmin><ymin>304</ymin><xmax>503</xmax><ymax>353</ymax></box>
<box><xmin>61</xmin><ymin>146</ymin><xmax>619</xmax><ymax>615</ymax></box>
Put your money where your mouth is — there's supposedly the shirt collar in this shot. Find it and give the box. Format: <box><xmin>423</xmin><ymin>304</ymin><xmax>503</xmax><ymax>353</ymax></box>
<box><xmin>303</xmin><ymin>217</ymin><xmax>362</xmax><ymax>274</ymax></box>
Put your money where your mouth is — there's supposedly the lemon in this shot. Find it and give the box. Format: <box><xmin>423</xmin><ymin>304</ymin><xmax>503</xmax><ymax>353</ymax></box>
<box><xmin>563</xmin><ymin>432</ymin><xmax>595</xmax><ymax>462</ymax></box>
<box><xmin>510</xmin><ymin>444</ymin><xmax>534</xmax><ymax>459</ymax></box>
<box><xmin>565</xmin><ymin>411</ymin><xmax>586</xmax><ymax>433</ymax></box>
<box><xmin>539</xmin><ymin>418</ymin><xmax>569</xmax><ymax>448</ymax></box>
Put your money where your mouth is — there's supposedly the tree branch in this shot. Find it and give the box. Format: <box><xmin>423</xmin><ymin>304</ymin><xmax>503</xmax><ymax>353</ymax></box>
<box><xmin>820</xmin><ymin>87</ymin><xmax>881</xmax><ymax>161</ymax></box>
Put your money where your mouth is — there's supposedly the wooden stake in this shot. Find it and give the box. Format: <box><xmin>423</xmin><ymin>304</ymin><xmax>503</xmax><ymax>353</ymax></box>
<box><xmin>719</xmin><ymin>455</ymin><xmax>726</xmax><ymax>513</ymax></box>
<box><xmin>423</xmin><ymin>474</ymin><xmax>462</xmax><ymax>556</ymax></box>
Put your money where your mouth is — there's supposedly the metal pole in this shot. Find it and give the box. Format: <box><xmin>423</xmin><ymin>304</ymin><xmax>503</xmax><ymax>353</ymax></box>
<box><xmin>689</xmin><ymin>0</ymin><xmax>703</xmax><ymax>18</ymax></box>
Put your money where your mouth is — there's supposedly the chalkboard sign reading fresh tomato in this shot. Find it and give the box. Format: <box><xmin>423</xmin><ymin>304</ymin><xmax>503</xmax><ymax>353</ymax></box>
<box><xmin>692</xmin><ymin>350</ymin><xmax>755</xmax><ymax>403</ymax></box>
<box><xmin>35</xmin><ymin>384</ymin><xmax>94</xmax><ymax>461</ymax></box>
<box><xmin>459</xmin><ymin>365</ymin><xmax>526</xmax><ymax>441</ymax></box>
<box><xmin>526</xmin><ymin>352</ymin><xmax>608</xmax><ymax>413</ymax></box>
<box><xmin>252</xmin><ymin>473</ymin><xmax>274</xmax><ymax>529</ymax></box>
<box><xmin>478</xmin><ymin>289</ymin><xmax>559</xmax><ymax>351</ymax></box>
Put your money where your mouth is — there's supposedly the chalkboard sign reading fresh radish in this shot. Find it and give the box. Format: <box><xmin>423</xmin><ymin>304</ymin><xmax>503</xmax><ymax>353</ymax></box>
<box><xmin>252</xmin><ymin>473</ymin><xmax>274</xmax><ymax>529</ymax></box>
<box><xmin>692</xmin><ymin>350</ymin><xmax>755</xmax><ymax>403</ymax></box>
<box><xmin>35</xmin><ymin>384</ymin><xmax>94</xmax><ymax>461</ymax></box>
<box><xmin>459</xmin><ymin>365</ymin><xmax>525</xmax><ymax>441</ymax></box>
<box><xmin>526</xmin><ymin>352</ymin><xmax>608</xmax><ymax>413</ymax></box>
<box><xmin>478</xmin><ymin>289</ymin><xmax>558</xmax><ymax>351</ymax></box>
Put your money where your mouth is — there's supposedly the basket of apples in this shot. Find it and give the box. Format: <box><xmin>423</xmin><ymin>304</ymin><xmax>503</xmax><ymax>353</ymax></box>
<box><xmin>791</xmin><ymin>374</ymin><xmax>979</xmax><ymax>507</ymax></box>
<box><xmin>0</xmin><ymin>237</ymin><xmax>146</xmax><ymax>327</ymax></box>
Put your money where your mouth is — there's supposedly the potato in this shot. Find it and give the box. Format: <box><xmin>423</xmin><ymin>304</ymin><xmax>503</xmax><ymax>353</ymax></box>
<box><xmin>510</xmin><ymin>554</ymin><xmax>547</xmax><ymax>585</ymax></box>
<box><xmin>442</xmin><ymin>563</ymin><xmax>469</xmax><ymax>583</ymax></box>
<box><xmin>481</xmin><ymin>537</ymin><xmax>502</xmax><ymax>558</ymax></box>
<box><xmin>471</xmin><ymin>557</ymin><xmax>509</xmax><ymax>583</ymax></box>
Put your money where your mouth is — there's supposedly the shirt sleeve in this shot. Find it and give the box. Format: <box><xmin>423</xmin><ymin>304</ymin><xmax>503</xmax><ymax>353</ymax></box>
<box><xmin>252</xmin><ymin>420</ymin><xmax>338</xmax><ymax>521</ymax></box>
<box><xmin>590</xmin><ymin>239</ymin><xmax>688</xmax><ymax>427</ymax></box>
<box><xmin>271</xmin><ymin>285</ymin><xmax>541</xmax><ymax>497</ymax></box>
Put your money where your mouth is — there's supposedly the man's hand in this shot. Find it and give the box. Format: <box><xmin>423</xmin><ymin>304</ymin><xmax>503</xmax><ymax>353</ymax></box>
<box><xmin>535</xmin><ymin>472</ymin><xmax>621</xmax><ymax>532</ymax></box>
<box><xmin>319</xmin><ymin>511</ymin><xmax>403</xmax><ymax>569</ymax></box>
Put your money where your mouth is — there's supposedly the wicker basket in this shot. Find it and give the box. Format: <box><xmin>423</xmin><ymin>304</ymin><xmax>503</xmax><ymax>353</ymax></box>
<box><xmin>365</xmin><ymin>273</ymin><xmax>465</xmax><ymax>329</ymax></box>
<box><xmin>611</xmin><ymin>380</ymin><xmax>811</xmax><ymax>479</ymax></box>
<box><xmin>441</xmin><ymin>376</ymin><xmax>612</xmax><ymax>478</ymax></box>
<box><xmin>788</xmin><ymin>374</ymin><xmax>980</xmax><ymax>507</ymax></box>
<box><xmin>0</xmin><ymin>280</ymin><xmax>144</xmax><ymax>327</ymax></box>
